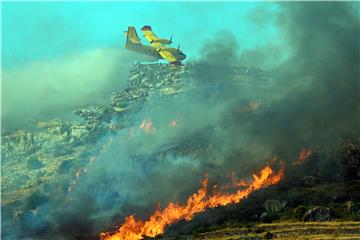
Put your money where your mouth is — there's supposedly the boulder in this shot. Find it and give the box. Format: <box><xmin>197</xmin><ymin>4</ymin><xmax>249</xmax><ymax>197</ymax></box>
<box><xmin>302</xmin><ymin>206</ymin><xmax>331</xmax><ymax>221</ymax></box>
<box><xmin>260</xmin><ymin>212</ymin><xmax>268</xmax><ymax>220</ymax></box>
<box><xmin>264</xmin><ymin>199</ymin><xmax>287</xmax><ymax>213</ymax></box>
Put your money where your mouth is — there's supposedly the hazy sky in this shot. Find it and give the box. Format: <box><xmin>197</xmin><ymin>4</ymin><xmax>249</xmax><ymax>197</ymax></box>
<box><xmin>2</xmin><ymin>2</ymin><xmax>279</xmax><ymax>68</ymax></box>
<box><xmin>2</xmin><ymin>2</ymin><xmax>281</xmax><ymax>130</ymax></box>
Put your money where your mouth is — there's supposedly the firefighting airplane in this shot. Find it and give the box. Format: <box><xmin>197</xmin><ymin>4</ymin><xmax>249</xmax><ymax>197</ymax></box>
<box><xmin>124</xmin><ymin>26</ymin><xmax>186</xmax><ymax>65</ymax></box>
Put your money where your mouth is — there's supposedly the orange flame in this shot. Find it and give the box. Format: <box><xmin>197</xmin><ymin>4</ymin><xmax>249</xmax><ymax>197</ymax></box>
<box><xmin>293</xmin><ymin>148</ymin><xmax>312</xmax><ymax>165</ymax></box>
<box><xmin>100</xmin><ymin>165</ymin><xmax>284</xmax><ymax>240</ymax></box>
<box><xmin>139</xmin><ymin>119</ymin><xmax>154</xmax><ymax>133</ymax></box>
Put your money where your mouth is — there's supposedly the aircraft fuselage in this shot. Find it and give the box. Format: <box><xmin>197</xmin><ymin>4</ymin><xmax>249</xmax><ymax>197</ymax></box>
<box><xmin>126</xmin><ymin>44</ymin><xmax>185</xmax><ymax>61</ymax></box>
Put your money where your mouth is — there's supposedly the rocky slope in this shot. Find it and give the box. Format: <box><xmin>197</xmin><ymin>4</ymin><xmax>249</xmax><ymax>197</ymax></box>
<box><xmin>3</xmin><ymin>62</ymin><xmax>358</xmax><ymax>240</ymax></box>
<box><xmin>1</xmin><ymin>63</ymin><xmax>270</xmax><ymax>239</ymax></box>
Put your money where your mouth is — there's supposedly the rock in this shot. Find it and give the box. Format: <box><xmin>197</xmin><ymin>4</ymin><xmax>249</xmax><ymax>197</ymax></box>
<box><xmin>1</xmin><ymin>62</ymin><xmax>272</xmax><ymax>239</ymax></box>
<box><xmin>292</xmin><ymin>205</ymin><xmax>307</xmax><ymax>219</ymax></box>
<box><xmin>1</xmin><ymin>130</ymin><xmax>35</xmax><ymax>158</ymax></box>
<box><xmin>73</xmin><ymin>106</ymin><xmax>111</xmax><ymax>126</ymax></box>
<box><xmin>345</xmin><ymin>201</ymin><xmax>359</xmax><ymax>214</ymax></box>
<box><xmin>264</xmin><ymin>199</ymin><xmax>287</xmax><ymax>213</ymax></box>
<box><xmin>346</xmin><ymin>201</ymin><xmax>354</xmax><ymax>213</ymax></box>
<box><xmin>302</xmin><ymin>206</ymin><xmax>331</xmax><ymax>221</ymax></box>
<box><xmin>260</xmin><ymin>212</ymin><xmax>268</xmax><ymax>220</ymax></box>
<box><xmin>69</xmin><ymin>124</ymin><xmax>89</xmax><ymax>143</ymax></box>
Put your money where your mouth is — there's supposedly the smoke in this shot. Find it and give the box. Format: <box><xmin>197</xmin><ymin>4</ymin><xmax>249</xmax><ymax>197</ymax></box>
<box><xmin>238</xmin><ymin>2</ymin><xmax>360</xmax><ymax>156</ymax></box>
<box><xmin>110</xmin><ymin>0</ymin><xmax>359</xmax><ymax>223</ymax></box>
<box><xmin>4</xmin><ymin>2</ymin><xmax>359</xmax><ymax>239</ymax></box>
<box><xmin>1</xmin><ymin>48</ymin><xmax>151</xmax><ymax>130</ymax></box>
<box><xmin>189</xmin><ymin>2</ymin><xmax>360</xmax><ymax>164</ymax></box>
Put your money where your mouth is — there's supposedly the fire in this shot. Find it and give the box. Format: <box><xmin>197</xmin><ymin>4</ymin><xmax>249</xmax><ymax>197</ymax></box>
<box><xmin>221</xmin><ymin>171</ymin><xmax>248</xmax><ymax>190</ymax></box>
<box><xmin>100</xmin><ymin>165</ymin><xmax>284</xmax><ymax>240</ymax></box>
<box><xmin>139</xmin><ymin>119</ymin><xmax>154</xmax><ymax>133</ymax></box>
<box><xmin>293</xmin><ymin>148</ymin><xmax>312</xmax><ymax>165</ymax></box>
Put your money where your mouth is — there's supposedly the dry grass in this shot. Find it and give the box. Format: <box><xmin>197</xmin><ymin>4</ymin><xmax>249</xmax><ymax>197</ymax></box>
<box><xmin>172</xmin><ymin>221</ymin><xmax>360</xmax><ymax>240</ymax></box>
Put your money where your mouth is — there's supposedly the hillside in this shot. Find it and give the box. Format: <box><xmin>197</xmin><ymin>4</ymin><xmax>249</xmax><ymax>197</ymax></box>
<box><xmin>2</xmin><ymin>63</ymin><xmax>359</xmax><ymax>240</ymax></box>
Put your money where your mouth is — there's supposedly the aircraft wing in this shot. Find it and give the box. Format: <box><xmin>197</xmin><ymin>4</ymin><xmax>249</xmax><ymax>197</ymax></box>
<box><xmin>158</xmin><ymin>49</ymin><xmax>177</xmax><ymax>63</ymax></box>
<box><xmin>141</xmin><ymin>25</ymin><xmax>164</xmax><ymax>48</ymax></box>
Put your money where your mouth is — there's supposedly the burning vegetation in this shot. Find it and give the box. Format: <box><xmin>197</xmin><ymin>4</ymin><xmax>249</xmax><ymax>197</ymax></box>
<box><xmin>1</xmin><ymin>2</ymin><xmax>359</xmax><ymax>239</ymax></box>
<box><xmin>100</xmin><ymin>165</ymin><xmax>284</xmax><ymax>240</ymax></box>
<box><xmin>139</xmin><ymin>119</ymin><xmax>154</xmax><ymax>134</ymax></box>
<box><xmin>293</xmin><ymin>148</ymin><xmax>312</xmax><ymax>166</ymax></box>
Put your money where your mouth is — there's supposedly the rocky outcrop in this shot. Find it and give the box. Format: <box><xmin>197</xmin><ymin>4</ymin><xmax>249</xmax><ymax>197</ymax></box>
<box><xmin>264</xmin><ymin>199</ymin><xmax>287</xmax><ymax>213</ymax></box>
<box><xmin>111</xmin><ymin>63</ymin><xmax>189</xmax><ymax>111</ymax></box>
<box><xmin>1</xmin><ymin>63</ymin><xmax>269</xmax><ymax>239</ymax></box>
<box><xmin>302</xmin><ymin>206</ymin><xmax>331</xmax><ymax>221</ymax></box>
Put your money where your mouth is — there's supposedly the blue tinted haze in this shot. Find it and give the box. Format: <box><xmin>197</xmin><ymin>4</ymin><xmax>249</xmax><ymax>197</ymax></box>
<box><xmin>2</xmin><ymin>2</ymin><xmax>279</xmax><ymax>68</ymax></box>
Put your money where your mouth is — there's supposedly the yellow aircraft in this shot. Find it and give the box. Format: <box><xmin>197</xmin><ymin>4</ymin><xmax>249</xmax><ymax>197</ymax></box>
<box><xmin>124</xmin><ymin>26</ymin><xmax>186</xmax><ymax>65</ymax></box>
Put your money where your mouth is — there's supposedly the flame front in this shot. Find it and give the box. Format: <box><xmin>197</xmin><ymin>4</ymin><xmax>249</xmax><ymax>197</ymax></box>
<box><xmin>100</xmin><ymin>165</ymin><xmax>284</xmax><ymax>240</ymax></box>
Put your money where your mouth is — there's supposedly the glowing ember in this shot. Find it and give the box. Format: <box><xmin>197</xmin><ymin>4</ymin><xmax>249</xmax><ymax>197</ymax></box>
<box><xmin>139</xmin><ymin>119</ymin><xmax>154</xmax><ymax>133</ymax></box>
<box><xmin>75</xmin><ymin>170</ymin><xmax>81</xmax><ymax>179</ymax></box>
<box><xmin>100</xmin><ymin>165</ymin><xmax>284</xmax><ymax>240</ymax></box>
<box><xmin>221</xmin><ymin>171</ymin><xmax>248</xmax><ymax>190</ymax></box>
<box><xmin>293</xmin><ymin>148</ymin><xmax>312</xmax><ymax>165</ymax></box>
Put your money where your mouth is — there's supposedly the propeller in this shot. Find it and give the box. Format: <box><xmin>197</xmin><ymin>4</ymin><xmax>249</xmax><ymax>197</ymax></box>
<box><xmin>169</xmin><ymin>36</ymin><xmax>173</xmax><ymax>44</ymax></box>
<box><xmin>177</xmin><ymin>44</ymin><xmax>180</xmax><ymax>50</ymax></box>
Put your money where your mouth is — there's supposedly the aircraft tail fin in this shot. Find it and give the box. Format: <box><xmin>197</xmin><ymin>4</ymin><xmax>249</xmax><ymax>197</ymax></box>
<box><xmin>125</xmin><ymin>26</ymin><xmax>142</xmax><ymax>48</ymax></box>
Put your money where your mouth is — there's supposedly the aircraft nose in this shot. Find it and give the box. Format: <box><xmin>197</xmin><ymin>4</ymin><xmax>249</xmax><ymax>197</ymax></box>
<box><xmin>181</xmin><ymin>53</ymin><xmax>186</xmax><ymax>60</ymax></box>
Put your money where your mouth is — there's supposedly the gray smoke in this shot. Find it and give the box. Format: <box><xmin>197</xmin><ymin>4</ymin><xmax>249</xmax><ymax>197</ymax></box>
<box><xmin>4</xmin><ymin>2</ymin><xmax>359</xmax><ymax>239</ymax></box>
